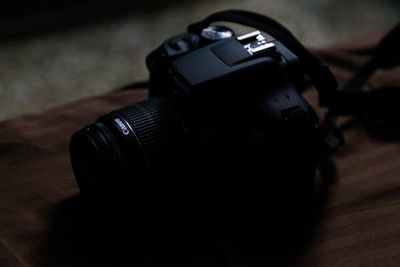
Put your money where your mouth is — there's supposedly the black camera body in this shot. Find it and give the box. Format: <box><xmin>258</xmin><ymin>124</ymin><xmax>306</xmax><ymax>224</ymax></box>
<box><xmin>70</xmin><ymin>21</ymin><xmax>324</xmax><ymax>209</ymax></box>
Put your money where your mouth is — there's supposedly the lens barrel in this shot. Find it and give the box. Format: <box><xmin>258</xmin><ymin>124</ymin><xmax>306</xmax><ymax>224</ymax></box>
<box><xmin>70</xmin><ymin>95</ymin><xmax>185</xmax><ymax>198</ymax></box>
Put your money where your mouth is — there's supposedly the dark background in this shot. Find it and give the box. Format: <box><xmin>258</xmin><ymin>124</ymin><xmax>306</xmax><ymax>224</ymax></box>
<box><xmin>0</xmin><ymin>0</ymin><xmax>399</xmax><ymax>121</ymax></box>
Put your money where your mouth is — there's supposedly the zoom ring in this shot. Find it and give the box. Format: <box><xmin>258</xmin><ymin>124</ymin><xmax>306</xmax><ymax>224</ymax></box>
<box><xmin>116</xmin><ymin>97</ymin><xmax>182</xmax><ymax>176</ymax></box>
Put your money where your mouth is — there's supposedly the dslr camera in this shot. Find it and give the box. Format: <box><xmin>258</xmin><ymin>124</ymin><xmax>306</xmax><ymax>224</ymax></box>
<box><xmin>70</xmin><ymin>10</ymin><xmax>339</xmax><ymax>208</ymax></box>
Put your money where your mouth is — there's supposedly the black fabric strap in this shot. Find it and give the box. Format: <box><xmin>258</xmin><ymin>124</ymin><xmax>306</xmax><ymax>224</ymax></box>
<box><xmin>342</xmin><ymin>22</ymin><xmax>400</xmax><ymax>92</ymax></box>
<box><xmin>188</xmin><ymin>9</ymin><xmax>338</xmax><ymax>106</ymax></box>
<box><xmin>325</xmin><ymin>22</ymin><xmax>399</xmax><ymax>135</ymax></box>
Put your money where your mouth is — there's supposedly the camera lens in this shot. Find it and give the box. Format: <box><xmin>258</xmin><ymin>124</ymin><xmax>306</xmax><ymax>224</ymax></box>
<box><xmin>70</xmin><ymin>95</ymin><xmax>185</xmax><ymax>198</ymax></box>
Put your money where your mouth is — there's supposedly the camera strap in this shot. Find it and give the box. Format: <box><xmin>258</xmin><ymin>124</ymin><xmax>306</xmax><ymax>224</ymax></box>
<box><xmin>346</xmin><ymin>22</ymin><xmax>400</xmax><ymax>90</ymax></box>
<box><xmin>189</xmin><ymin>9</ymin><xmax>345</xmax><ymax>154</ymax></box>
<box><xmin>189</xmin><ymin>11</ymin><xmax>400</xmax><ymax>154</ymax></box>
<box><xmin>188</xmin><ymin>9</ymin><xmax>338</xmax><ymax>107</ymax></box>
<box><xmin>322</xmin><ymin>22</ymin><xmax>400</xmax><ymax>137</ymax></box>
<box><xmin>328</xmin><ymin>23</ymin><xmax>400</xmax><ymax>115</ymax></box>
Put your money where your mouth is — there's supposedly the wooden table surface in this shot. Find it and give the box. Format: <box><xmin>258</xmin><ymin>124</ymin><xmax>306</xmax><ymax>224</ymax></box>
<box><xmin>1</xmin><ymin>33</ymin><xmax>400</xmax><ymax>266</ymax></box>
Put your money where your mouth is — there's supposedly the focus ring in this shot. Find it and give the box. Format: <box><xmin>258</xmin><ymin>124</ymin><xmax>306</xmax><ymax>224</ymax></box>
<box><xmin>94</xmin><ymin>123</ymin><xmax>124</xmax><ymax>162</ymax></box>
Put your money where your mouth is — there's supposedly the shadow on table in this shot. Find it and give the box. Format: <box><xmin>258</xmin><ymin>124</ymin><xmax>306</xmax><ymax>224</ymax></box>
<box><xmin>39</xmin><ymin>162</ymin><xmax>337</xmax><ymax>267</ymax></box>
